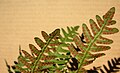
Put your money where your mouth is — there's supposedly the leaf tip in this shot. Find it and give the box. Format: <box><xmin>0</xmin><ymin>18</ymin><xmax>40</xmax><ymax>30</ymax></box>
<box><xmin>113</xmin><ymin>28</ymin><xmax>119</xmax><ymax>33</ymax></box>
<box><xmin>29</xmin><ymin>44</ymin><xmax>32</xmax><ymax>46</ymax></box>
<box><xmin>82</xmin><ymin>23</ymin><xmax>86</xmax><ymax>26</ymax></box>
<box><xmin>110</xmin><ymin>7</ymin><xmax>115</xmax><ymax>12</ymax></box>
<box><xmin>74</xmin><ymin>26</ymin><xmax>80</xmax><ymax>30</ymax></box>
<box><xmin>55</xmin><ymin>29</ymin><xmax>60</xmax><ymax>32</ymax></box>
<box><xmin>96</xmin><ymin>15</ymin><xmax>100</xmax><ymax>19</ymax></box>
<box><xmin>89</xmin><ymin>19</ymin><xmax>94</xmax><ymax>24</ymax></box>
<box><xmin>34</xmin><ymin>37</ymin><xmax>40</xmax><ymax>41</ymax></box>
<box><xmin>41</xmin><ymin>31</ymin><xmax>46</xmax><ymax>34</ymax></box>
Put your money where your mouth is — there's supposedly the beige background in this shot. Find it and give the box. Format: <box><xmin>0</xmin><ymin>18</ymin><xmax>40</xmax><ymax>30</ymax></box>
<box><xmin>0</xmin><ymin>0</ymin><xmax>120</xmax><ymax>73</ymax></box>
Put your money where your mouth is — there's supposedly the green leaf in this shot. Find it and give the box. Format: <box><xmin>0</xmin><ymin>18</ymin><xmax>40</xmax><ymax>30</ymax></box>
<box><xmin>62</xmin><ymin>28</ymin><xmax>68</xmax><ymax>38</ymax></box>
<box><xmin>41</xmin><ymin>31</ymin><xmax>49</xmax><ymax>41</ymax></box>
<box><xmin>82</xmin><ymin>23</ymin><xmax>93</xmax><ymax>43</ymax></box>
<box><xmin>47</xmin><ymin>59</ymin><xmax>67</xmax><ymax>64</ymax></box>
<box><xmin>29</xmin><ymin>44</ymin><xmax>40</xmax><ymax>56</ymax></box>
<box><xmin>22</xmin><ymin>50</ymin><xmax>35</xmax><ymax>62</ymax></box>
<box><xmin>102</xmin><ymin>27</ymin><xmax>119</xmax><ymax>34</ymax></box>
<box><xmin>18</xmin><ymin>56</ymin><xmax>32</xmax><ymax>69</ymax></box>
<box><xmin>89</xmin><ymin>19</ymin><xmax>100</xmax><ymax>35</ymax></box>
<box><xmin>74</xmin><ymin>26</ymin><xmax>80</xmax><ymax>31</ymax></box>
<box><xmin>90</xmin><ymin>44</ymin><xmax>111</xmax><ymax>52</ymax></box>
<box><xmin>34</xmin><ymin>37</ymin><xmax>45</xmax><ymax>48</ymax></box>
<box><xmin>103</xmin><ymin>7</ymin><xmax>115</xmax><ymax>20</ymax></box>
<box><xmin>96</xmin><ymin>36</ymin><xmax>113</xmax><ymax>44</ymax></box>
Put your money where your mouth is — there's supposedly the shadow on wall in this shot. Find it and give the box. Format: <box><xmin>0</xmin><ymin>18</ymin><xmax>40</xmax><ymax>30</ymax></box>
<box><xmin>89</xmin><ymin>57</ymin><xmax>120</xmax><ymax>73</ymax></box>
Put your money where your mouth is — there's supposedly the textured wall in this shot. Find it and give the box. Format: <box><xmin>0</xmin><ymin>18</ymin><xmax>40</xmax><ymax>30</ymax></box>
<box><xmin>0</xmin><ymin>0</ymin><xmax>120</xmax><ymax>73</ymax></box>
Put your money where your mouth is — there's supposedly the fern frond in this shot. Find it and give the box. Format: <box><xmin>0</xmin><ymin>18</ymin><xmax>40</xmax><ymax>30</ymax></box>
<box><xmin>73</xmin><ymin>7</ymin><xmax>119</xmax><ymax>73</ymax></box>
<box><xmin>31</xmin><ymin>29</ymin><xmax>60</xmax><ymax>73</ymax></box>
<box><xmin>54</xmin><ymin>26</ymin><xmax>80</xmax><ymax>70</ymax></box>
<box><xmin>13</xmin><ymin>29</ymin><xmax>60</xmax><ymax>73</ymax></box>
